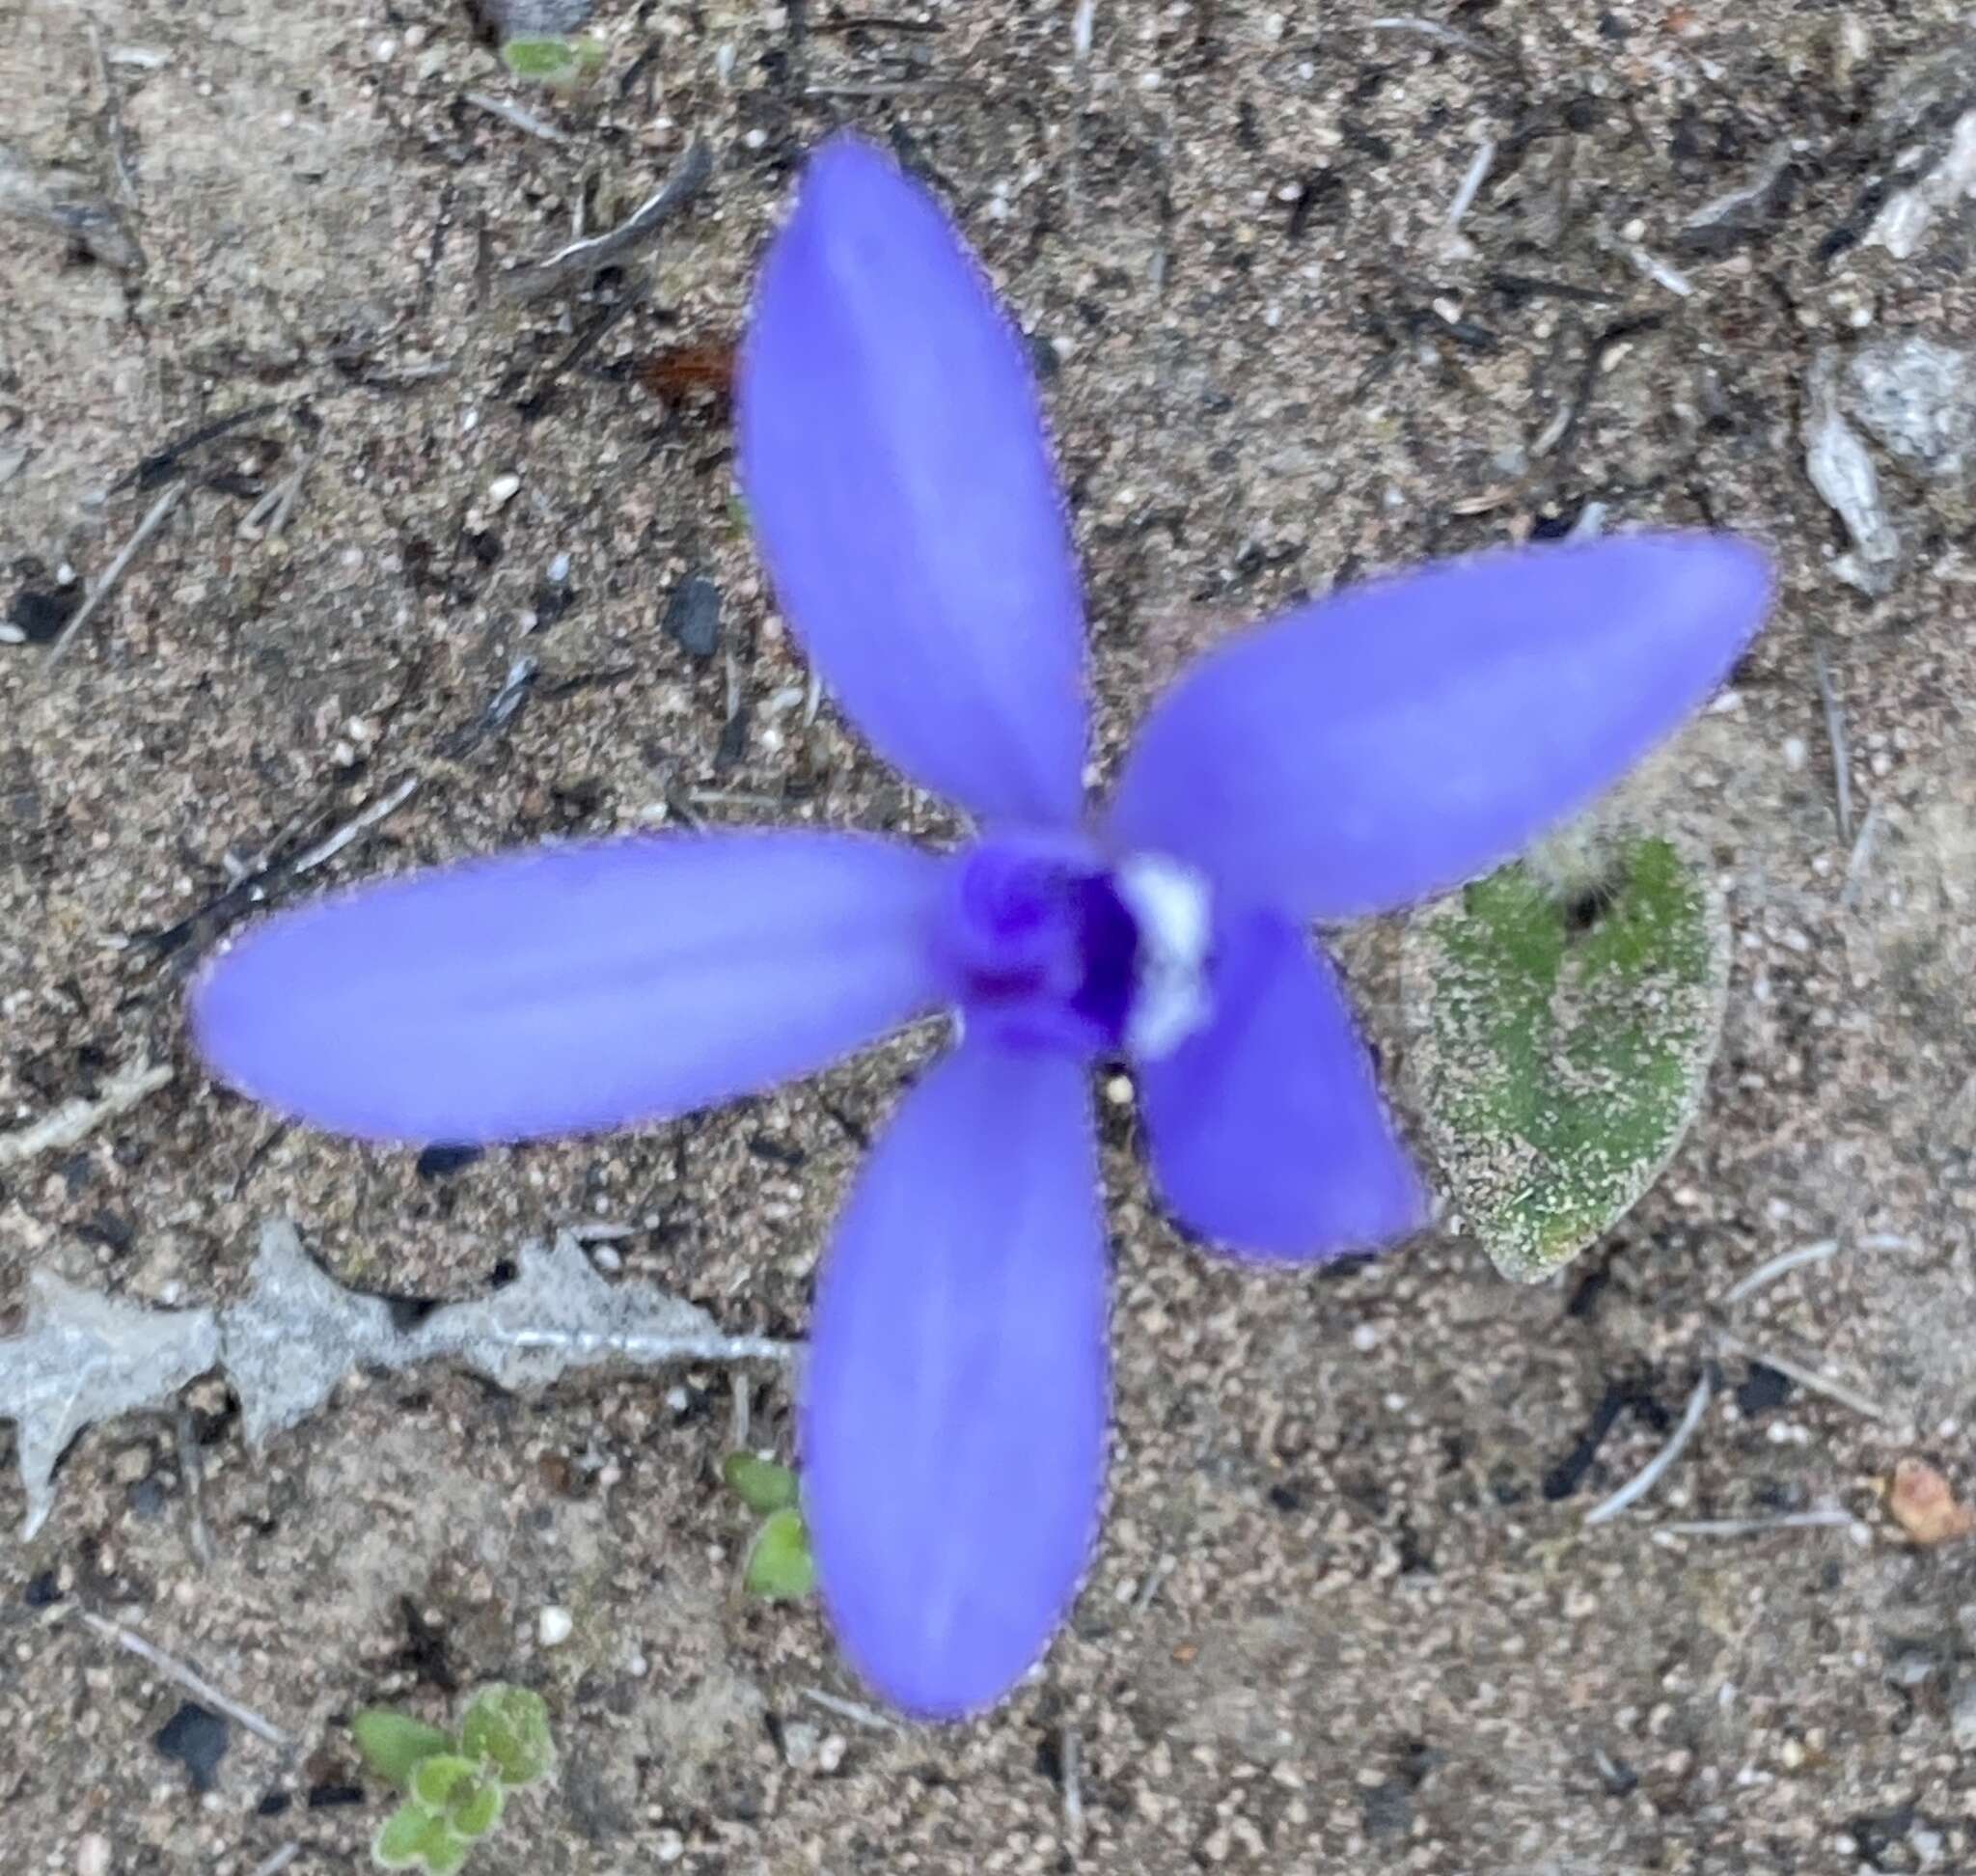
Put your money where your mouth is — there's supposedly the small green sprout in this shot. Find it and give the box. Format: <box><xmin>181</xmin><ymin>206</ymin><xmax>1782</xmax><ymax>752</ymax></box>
<box><xmin>1402</xmin><ymin>828</ymin><xmax>1730</xmax><ymax>1282</ymax></box>
<box><xmin>722</xmin><ymin>1450</ymin><xmax>816</xmax><ymax>1600</ymax></box>
<box><xmin>355</xmin><ymin>1684</ymin><xmax>556</xmax><ymax>1875</ymax></box>
<box><xmin>500</xmin><ymin>35</ymin><xmax>606</xmax><ymax>85</ymax></box>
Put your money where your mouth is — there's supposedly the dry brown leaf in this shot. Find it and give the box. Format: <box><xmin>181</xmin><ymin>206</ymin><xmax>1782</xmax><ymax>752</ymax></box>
<box><xmin>1887</xmin><ymin>1457</ymin><xmax>1976</xmax><ymax>1545</ymax></box>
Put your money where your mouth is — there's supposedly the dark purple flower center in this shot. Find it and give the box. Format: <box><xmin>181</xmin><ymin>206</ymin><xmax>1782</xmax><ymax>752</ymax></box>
<box><xmin>937</xmin><ymin>836</ymin><xmax>1211</xmax><ymax>1060</ymax></box>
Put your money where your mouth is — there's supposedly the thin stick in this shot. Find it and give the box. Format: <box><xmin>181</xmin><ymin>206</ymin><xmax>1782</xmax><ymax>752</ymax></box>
<box><xmin>1600</xmin><ymin>230</ymin><xmax>1693</xmax><ymax>298</ymax></box>
<box><xmin>1364</xmin><ymin>14</ymin><xmax>1496</xmax><ymax>57</ymax></box>
<box><xmin>1840</xmin><ymin>798</ymin><xmax>1883</xmax><ymax>908</ymax></box>
<box><xmin>0</xmin><ymin>1061</ymin><xmax>173</xmax><ymax>1168</ymax></box>
<box><xmin>1659</xmin><ymin>1509</ymin><xmax>1861</xmax><ymax>1537</ymax></box>
<box><xmin>1061</xmin><ymin>1723</ymin><xmax>1085</xmax><ymax>1860</ymax></box>
<box><xmin>287</xmin><ymin>775</ymin><xmax>421</xmax><ymax>878</ymax></box>
<box><xmin>1132</xmin><ymin>1552</ymin><xmax>1176</xmax><ymax>1616</ymax></box>
<box><xmin>246</xmin><ymin>1847</ymin><xmax>299</xmax><ymax>1876</ymax></box>
<box><xmin>498</xmin><ymin>1327</ymin><xmax>795</xmax><ymax>1366</ymax></box>
<box><xmin>728</xmin><ymin>1372</ymin><xmax>751</xmax><ymax>1452</ymax></box>
<box><xmin>88</xmin><ymin>20</ymin><xmax>139</xmax><ymax>207</ymax></box>
<box><xmin>1814</xmin><ymin>644</ymin><xmax>1853</xmax><ymax>842</ymax></box>
<box><xmin>1446</xmin><ymin>137</ymin><xmax>1496</xmax><ymax>229</ymax></box>
<box><xmin>463</xmin><ymin>90</ymin><xmax>570</xmax><ymax>144</ymax></box>
<box><xmin>74</xmin><ymin>1610</ymin><xmax>293</xmax><ymax>1748</ymax></box>
<box><xmin>802</xmin><ymin>1687</ymin><xmax>902</xmax><ymax>1732</ymax></box>
<box><xmin>265</xmin><ymin>449</ymin><xmax>317</xmax><ymax>538</ymax></box>
<box><xmin>1067</xmin><ymin>0</ymin><xmax>1095</xmax><ymax>228</ymax></box>
<box><xmin>802</xmin><ymin>79</ymin><xmax>969</xmax><ymax>98</ymax></box>
<box><xmin>45</xmin><ymin>481</ymin><xmax>185</xmax><ymax>664</ymax></box>
<box><xmin>1718</xmin><ymin>1239</ymin><xmax>1839</xmax><ymax>1307</ymax></box>
<box><xmin>1583</xmin><ymin>1374</ymin><xmax>1712</xmax><ymax>1526</ymax></box>
<box><xmin>1715</xmin><ymin>1333</ymin><xmax>1890</xmax><ymax>1423</ymax></box>
<box><xmin>498</xmin><ymin>141</ymin><xmax>710</xmax><ymax>303</ymax></box>
<box><xmin>175</xmin><ymin>1408</ymin><xmax>216</xmax><ymax>1567</ymax></box>
<box><xmin>684</xmin><ymin>788</ymin><xmax>785</xmax><ymax>812</ymax></box>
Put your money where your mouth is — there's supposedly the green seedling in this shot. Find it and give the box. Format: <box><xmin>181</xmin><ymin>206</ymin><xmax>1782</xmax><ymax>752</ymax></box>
<box><xmin>1402</xmin><ymin>828</ymin><xmax>1730</xmax><ymax>1282</ymax></box>
<box><xmin>723</xmin><ymin>1450</ymin><xmax>816</xmax><ymax>1600</ymax></box>
<box><xmin>355</xmin><ymin>1684</ymin><xmax>556</xmax><ymax>1875</ymax></box>
<box><xmin>500</xmin><ymin>35</ymin><xmax>606</xmax><ymax>85</ymax></box>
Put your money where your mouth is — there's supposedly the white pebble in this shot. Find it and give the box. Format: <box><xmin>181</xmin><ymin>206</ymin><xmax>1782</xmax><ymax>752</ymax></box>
<box><xmin>76</xmin><ymin>1835</ymin><xmax>112</xmax><ymax>1876</ymax></box>
<box><xmin>488</xmin><ymin>472</ymin><xmax>523</xmax><ymax>508</ymax></box>
<box><xmin>537</xmin><ymin>1605</ymin><xmax>573</xmax><ymax>1647</ymax></box>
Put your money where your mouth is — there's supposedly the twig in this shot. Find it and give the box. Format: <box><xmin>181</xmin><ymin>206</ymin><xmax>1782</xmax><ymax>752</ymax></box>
<box><xmin>1583</xmin><ymin>1373</ymin><xmax>1712</xmax><ymax>1526</ymax></box>
<box><xmin>1132</xmin><ymin>1552</ymin><xmax>1176</xmax><ymax>1616</ymax></box>
<box><xmin>498</xmin><ymin>141</ymin><xmax>711</xmax><ymax>303</ymax></box>
<box><xmin>1718</xmin><ymin>1239</ymin><xmax>1839</xmax><ymax>1307</ymax></box>
<box><xmin>0</xmin><ymin>1061</ymin><xmax>174</xmax><ymax>1168</ymax></box>
<box><xmin>109</xmin><ymin>402</ymin><xmax>277</xmax><ymax>495</ymax></box>
<box><xmin>802</xmin><ymin>1687</ymin><xmax>902</xmax><ymax>1732</ymax></box>
<box><xmin>73</xmin><ymin>1610</ymin><xmax>293</xmax><ymax>1748</ymax></box>
<box><xmin>1061</xmin><ymin>1723</ymin><xmax>1085</xmax><ymax>1861</ymax></box>
<box><xmin>728</xmin><ymin>1372</ymin><xmax>751</xmax><ymax>1452</ymax></box>
<box><xmin>1840</xmin><ymin>799</ymin><xmax>1884</xmax><ymax>909</ymax></box>
<box><xmin>287</xmin><ymin>774</ymin><xmax>422</xmax><ymax>878</ymax></box>
<box><xmin>45</xmin><ymin>482</ymin><xmax>185</xmax><ymax>665</ymax></box>
<box><xmin>1446</xmin><ymin>137</ymin><xmax>1496</xmax><ymax>230</ymax></box>
<box><xmin>1658</xmin><ymin>1509</ymin><xmax>1861</xmax><ymax>1537</ymax></box>
<box><xmin>1599</xmin><ymin>230</ymin><xmax>1693</xmax><ymax>298</ymax></box>
<box><xmin>175</xmin><ymin>1408</ymin><xmax>216</xmax><ymax>1567</ymax></box>
<box><xmin>266</xmin><ymin>448</ymin><xmax>317</xmax><ymax>538</ymax></box>
<box><xmin>239</xmin><ymin>448</ymin><xmax>317</xmax><ymax>539</ymax></box>
<box><xmin>88</xmin><ymin>20</ymin><xmax>139</xmax><ymax>207</ymax></box>
<box><xmin>1715</xmin><ymin>1333</ymin><xmax>1890</xmax><ymax>1424</ymax></box>
<box><xmin>1067</xmin><ymin>0</ymin><xmax>1095</xmax><ymax>227</ymax></box>
<box><xmin>500</xmin><ymin>1328</ymin><xmax>794</xmax><ymax>1366</ymax></box>
<box><xmin>1814</xmin><ymin>644</ymin><xmax>1853</xmax><ymax>842</ymax></box>
<box><xmin>802</xmin><ymin>79</ymin><xmax>970</xmax><ymax>97</ymax></box>
<box><xmin>463</xmin><ymin>90</ymin><xmax>570</xmax><ymax>144</ymax></box>
<box><xmin>245</xmin><ymin>1847</ymin><xmax>299</xmax><ymax>1876</ymax></box>
<box><xmin>1364</xmin><ymin>14</ymin><xmax>1499</xmax><ymax>59</ymax></box>
<box><xmin>684</xmin><ymin>787</ymin><xmax>785</xmax><ymax>812</ymax></box>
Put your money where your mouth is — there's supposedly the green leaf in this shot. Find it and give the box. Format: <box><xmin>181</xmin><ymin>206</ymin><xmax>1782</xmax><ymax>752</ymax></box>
<box><xmin>410</xmin><ymin>1753</ymin><xmax>480</xmax><ymax>1810</ymax></box>
<box><xmin>1402</xmin><ymin>830</ymin><xmax>1730</xmax><ymax>1282</ymax></box>
<box><xmin>422</xmin><ymin>1833</ymin><xmax>473</xmax><ymax>1876</ymax></box>
<box><xmin>745</xmin><ymin>1506</ymin><xmax>816</xmax><ymax>1601</ymax></box>
<box><xmin>353</xmin><ymin>1709</ymin><xmax>456</xmax><ymax>1792</ymax></box>
<box><xmin>372</xmin><ymin>1803</ymin><xmax>465</xmax><ymax>1874</ymax></box>
<box><xmin>500</xmin><ymin>35</ymin><xmax>605</xmax><ymax>84</ymax></box>
<box><xmin>449</xmin><ymin>1776</ymin><xmax>506</xmax><ymax>1840</ymax></box>
<box><xmin>723</xmin><ymin>1451</ymin><xmax>800</xmax><ymax>1515</ymax></box>
<box><xmin>460</xmin><ymin>1684</ymin><xmax>556</xmax><ymax>1788</ymax></box>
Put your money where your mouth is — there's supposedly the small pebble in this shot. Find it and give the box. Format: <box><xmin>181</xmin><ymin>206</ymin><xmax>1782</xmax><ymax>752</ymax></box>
<box><xmin>154</xmin><ymin>1701</ymin><xmax>230</xmax><ymax>1792</ymax></box>
<box><xmin>663</xmin><ymin>572</ymin><xmax>723</xmax><ymax>660</ymax></box>
<box><xmin>537</xmin><ymin>1606</ymin><xmax>574</xmax><ymax>1647</ymax></box>
<box><xmin>488</xmin><ymin>472</ymin><xmax>523</xmax><ymax>508</ymax></box>
<box><xmin>75</xmin><ymin>1834</ymin><xmax>111</xmax><ymax>1876</ymax></box>
<box><xmin>1952</xmin><ymin>1682</ymin><xmax>1976</xmax><ymax>1753</ymax></box>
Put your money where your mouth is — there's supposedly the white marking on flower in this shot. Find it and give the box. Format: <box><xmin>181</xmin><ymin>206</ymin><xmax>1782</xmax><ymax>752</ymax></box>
<box><xmin>1113</xmin><ymin>854</ymin><xmax>1213</xmax><ymax>1062</ymax></box>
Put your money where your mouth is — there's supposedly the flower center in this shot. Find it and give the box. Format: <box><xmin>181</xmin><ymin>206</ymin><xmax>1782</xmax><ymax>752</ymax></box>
<box><xmin>939</xmin><ymin>837</ymin><xmax>1213</xmax><ymax>1061</ymax></box>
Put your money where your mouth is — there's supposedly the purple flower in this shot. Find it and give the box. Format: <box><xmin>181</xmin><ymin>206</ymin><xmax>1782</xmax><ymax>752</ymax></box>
<box><xmin>191</xmin><ymin>136</ymin><xmax>1770</xmax><ymax>1719</ymax></box>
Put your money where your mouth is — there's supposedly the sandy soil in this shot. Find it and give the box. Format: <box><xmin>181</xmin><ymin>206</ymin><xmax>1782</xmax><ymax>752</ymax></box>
<box><xmin>4</xmin><ymin>2</ymin><xmax>1976</xmax><ymax>1871</ymax></box>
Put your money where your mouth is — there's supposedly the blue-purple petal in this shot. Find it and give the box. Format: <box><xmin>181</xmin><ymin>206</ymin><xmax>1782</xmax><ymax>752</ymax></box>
<box><xmin>739</xmin><ymin>135</ymin><xmax>1087</xmax><ymax>827</ymax></box>
<box><xmin>190</xmin><ymin>833</ymin><xmax>946</xmax><ymax>1143</ymax></box>
<box><xmin>1108</xmin><ymin>534</ymin><xmax>1772</xmax><ymax>919</ymax></box>
<box><xmin>1138</xmin><ymin>913</ymin><xmax>1427</xmax><ymax>1260</ymax></box>
<box><xmin>802</xmin><ymin>1042</ymin><xmax>1107</xmax><ymax>1719</ymax></box>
